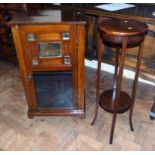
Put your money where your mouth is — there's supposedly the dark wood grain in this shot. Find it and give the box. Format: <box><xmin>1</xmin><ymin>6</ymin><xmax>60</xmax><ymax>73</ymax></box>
<box><xmin>99</xmin><ymin>18</ymin><xmax>148</xmax><ymax>37</ymax></box>
<box><xmin>99</xmin><ymin>90</ymin><xmax>132</xmax><ymax>113</ymax></box>
<box><xmin>8</xmin><ymin>10</ymin><xmax>86</xmax><ymax>26</ymax></box>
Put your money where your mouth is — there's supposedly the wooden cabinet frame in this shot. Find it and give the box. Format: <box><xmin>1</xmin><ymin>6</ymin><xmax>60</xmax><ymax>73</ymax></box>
<box><xmin>11</xmin><ymin>23</ymin><xmax>85</xmax><ymax>118</ymax></box>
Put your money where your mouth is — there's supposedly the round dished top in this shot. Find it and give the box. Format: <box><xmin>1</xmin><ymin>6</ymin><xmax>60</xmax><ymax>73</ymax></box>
<box><xmin>99</xmin><ymin>18</ymin><xmax>148</xmax><ymax>37</ymax></box>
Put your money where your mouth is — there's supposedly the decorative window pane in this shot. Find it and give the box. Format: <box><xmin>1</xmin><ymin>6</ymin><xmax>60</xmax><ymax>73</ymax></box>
<box><xmin>38</xmin><ymin>42</ymin><xmax>62</xmax><ymax>58</ymax></box>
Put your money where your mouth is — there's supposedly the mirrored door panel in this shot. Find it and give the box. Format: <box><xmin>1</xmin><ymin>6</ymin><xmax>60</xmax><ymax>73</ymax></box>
<box><xmin>33</xmin><ymin>71</ymin><xmax>74</xmax><ymax>109</ymax></box>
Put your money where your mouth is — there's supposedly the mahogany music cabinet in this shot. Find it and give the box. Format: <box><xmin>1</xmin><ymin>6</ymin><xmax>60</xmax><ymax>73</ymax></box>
<box><xmin>9</xmin><ymin>10</ymin><xmax>86</xmax><ymax>118</ymax></box>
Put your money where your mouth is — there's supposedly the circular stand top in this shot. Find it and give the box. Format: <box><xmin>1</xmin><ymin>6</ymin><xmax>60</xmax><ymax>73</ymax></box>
<box><xmin>99</xmin><ymin>18</ymin><xmax>148</xmax><ymax>37</ymax></box>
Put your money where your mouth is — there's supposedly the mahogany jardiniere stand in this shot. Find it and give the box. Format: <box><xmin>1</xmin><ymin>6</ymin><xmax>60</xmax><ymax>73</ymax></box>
<box><xmin>91</xmin><ymin>17</ymin><xmax>148</xmax><ymax>144</ymax></box>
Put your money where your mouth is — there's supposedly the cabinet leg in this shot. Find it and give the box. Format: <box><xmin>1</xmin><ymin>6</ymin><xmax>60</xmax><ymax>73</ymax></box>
<box><xmin>129</xmin><ymin>108</ymin><xmax>134</xmax><ymax>131</ymax></box>
<box><xmin>79</xmin><ymin>114</ymin><xmax>85</xmax><ymax>119</ymax></box>
<box><xmin>28</xmin><ymin>111</ymin><xmax>34</xmax><ymax>119</ymax></box>
<box><xmin>109</xmin><ymin>113</ymin><xmax>117</xmax><ymax>144</ymax></box>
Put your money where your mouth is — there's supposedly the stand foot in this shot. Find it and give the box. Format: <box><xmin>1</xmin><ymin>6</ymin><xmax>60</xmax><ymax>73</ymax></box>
<box><xmin>129</xmin><ymin>109</ymin><xmax>134</xmax><ymax>131</ymax></box>
<box><xmin>28</xmin><ymin>113</ymin><xmax>34</xmax><ymax>119</ymax></box>
<box><xmin>150</xmin><ymin>102</ymin><xmax>155</xmax><ymax>120</ymax></box>
<box><xmin>91</xmin><ymin>103</ymin><xmax>99</xmax><ymax>125</ymax></box>
<box><xmin>109</xmin><ymin>113</ymin><xmax>117</xmax><ymax>144</ymax></box>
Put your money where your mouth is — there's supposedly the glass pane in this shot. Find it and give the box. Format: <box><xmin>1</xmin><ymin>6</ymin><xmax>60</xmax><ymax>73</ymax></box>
<box><xmin>33</xmin><ymin>72</ymin><xmax>74</xmax><ymax>109</ymax></box>
<box><xmin>62</xmin><ymin>32</ymin><xmax>70</xmax><ymax>40</ymax></box>
<box><xmin>28</xmin><ymin>34</ymin><xmax>35</xmax><ymax>41</ymax></box>
<box><xmin>38</xmin><ymin>42</ymin><xmax>61</xmax><ymax>58</ymax></box>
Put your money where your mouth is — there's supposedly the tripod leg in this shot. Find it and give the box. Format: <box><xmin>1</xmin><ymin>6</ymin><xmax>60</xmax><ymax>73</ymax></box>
<box><xmin>109</xmin><ymin>113</ymin><xmax>117</xmax><ymax>144</ymax></box>
<box><xmin>91</xmin><ymin>30</ymin><xmax>104</xmax><ymax>125</ymax></box>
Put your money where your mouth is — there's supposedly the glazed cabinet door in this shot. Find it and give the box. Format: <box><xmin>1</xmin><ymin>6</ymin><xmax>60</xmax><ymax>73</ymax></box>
<box><xmin>18</xmin><ymin>24</ymin><xmax>80</xmax><ymax>116</ymax></box>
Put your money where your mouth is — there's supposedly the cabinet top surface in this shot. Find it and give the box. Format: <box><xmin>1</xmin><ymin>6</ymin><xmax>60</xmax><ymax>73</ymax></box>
<box><xmin>9</xmin><ymin>10</ymin><xmax>86</xmax><ymax>26</ymax></box>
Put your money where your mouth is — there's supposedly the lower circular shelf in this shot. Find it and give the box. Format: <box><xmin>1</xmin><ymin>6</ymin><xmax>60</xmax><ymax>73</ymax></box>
<box><xmin>99</xmin><ymin>90</ymin><xmax>132</xmax><ymax>114</ymax></box>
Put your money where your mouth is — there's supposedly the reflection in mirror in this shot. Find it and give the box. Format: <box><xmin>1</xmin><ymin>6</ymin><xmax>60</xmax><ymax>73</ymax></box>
<box><xmin>33</xmin><ymin>72</ymin><xmax>74</xmax><ymax>109</ymax></box>
<box><xmin>38</xmin><ymin>42</ymin><xmax>62</xmax><ymax>58</ymax></box>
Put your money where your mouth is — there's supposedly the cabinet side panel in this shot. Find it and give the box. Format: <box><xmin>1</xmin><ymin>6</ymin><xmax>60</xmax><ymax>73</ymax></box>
<box><xmin>70</xmin><ymin>25</ymin><xmax>78</xmax><ymax>109</ymax></box>
<box><xmin>77</xmin><ymin>25</ymin><xmax>85</xmax><ymax>111</ymax></box>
